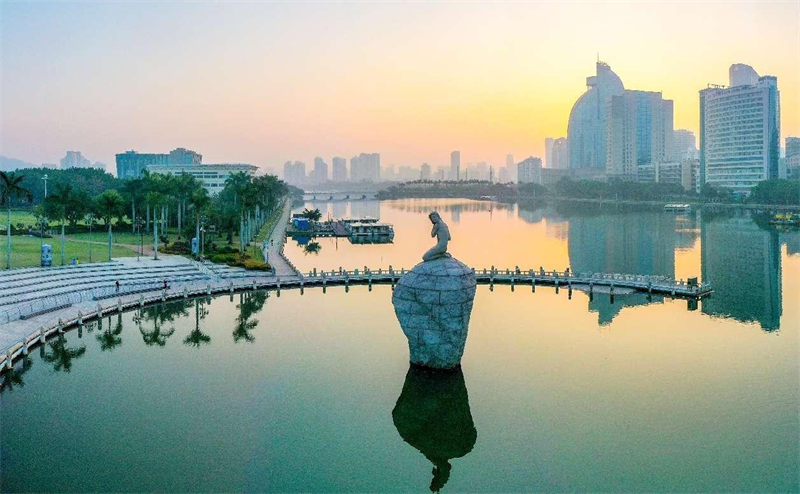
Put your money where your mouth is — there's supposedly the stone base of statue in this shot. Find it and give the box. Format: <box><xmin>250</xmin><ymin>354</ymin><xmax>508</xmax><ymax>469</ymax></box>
<box><xmin>392</xmin><ymin>256</ymin><xmax>477</xmax><ymax>370</ymax></box>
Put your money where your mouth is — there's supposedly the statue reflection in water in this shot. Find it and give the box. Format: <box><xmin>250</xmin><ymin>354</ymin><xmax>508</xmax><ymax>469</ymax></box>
<box><xmin>392</xmin><ymin>365</ymin><xmax>477</xmax><ymax>492</ymax></box>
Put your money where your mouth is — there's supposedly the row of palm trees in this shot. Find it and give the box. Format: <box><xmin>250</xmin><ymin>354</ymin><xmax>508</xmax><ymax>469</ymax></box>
<box><xmin>2</xmin><ymin>169</ymin><xmax>289</xmax><ymax>269</ymax></box>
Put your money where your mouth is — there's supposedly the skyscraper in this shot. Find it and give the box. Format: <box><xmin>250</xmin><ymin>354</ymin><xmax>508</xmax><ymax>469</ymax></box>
<box><xmin>517</xmin><ymin>157</ymin><xmax>542</xmax><ymax>184</ymax></box>
<box><xmin>168</xmin><ymin>148</ymin><xmax>202</xmax><ymax>165</ymax></box>
<box><xmin>332</xmin><ymin>156</ymin><xmax>347</xmax><ymax>181</ymax></box>
<box><xmin>545</xmin><ymin>138</ymin><xmax>555</xmax><ymax>168</ymax></box>
<box><xmin>506</xmin><ymin>154</ymin><xmax>514</xmax><ymax>167</ymax></box>
<box><xmin>420</xmin><ymin>163</ymin><xmax>431</xmax><ymax>180</ymax></box>
<box><xmin>311</xmin><ymin>156</ymin><xmax>328</xmax><ymax>183</ymax></box>
<box><xmin>60</xmin><ymin>151</ymin><xmax>91</xmax><ymax>169</ymax></box>
<box><xmin>550</xmin><ymin>137</ymin><xmax>569</xmax><ymax>169</ymax></box>
<box><xmin>568</xmin><ymin>61</ymin><xmax>625</xmax><ymax>169</ymax></box>
<box><xmin>673</xmin><ymin>129</ymin><xmax>697</xmax><ymax>161</ymax></box>
<box><xmin>700</xmin><ymin>64</ymin><xmax>780</xmax><ymax>195</ymax></box>
<box><xmin>785</xmin><ymin>137</ymin><xmax>800</xmax><ymax>158</ymax></box>
<box><xmin>351</xmin><ymin>153</ymin><xmax>380</xmax><ymax>182</ymax></box>
<box><xmin>606</xmin><ymin>90</ymin><xmax>674</xmax><ymax>179</ymax></box>
<box><xmin>283</xmin><ymin>160</ymin><xmax>306</xmax><ymax>185</ymax></box>
<box><xmin>450</xmin><ymin>150</ymin><xmax>461</xmax><ymax>181</ymax></box>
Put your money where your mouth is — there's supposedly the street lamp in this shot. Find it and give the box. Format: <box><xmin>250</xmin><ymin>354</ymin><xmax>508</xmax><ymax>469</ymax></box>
<box><xmin>87</xmin><ymin>213</ymin><xmax>94</xmax><ymax>263</ymax></box>
<box><xmin>42</xmin><ymin>174</ymin><xmax>48</xmax><ymax>198</ymax></box>
<box><xmin>135</xmin><ymin>216</ymin><xmax>144</xmax><ymax>261</ymax></box>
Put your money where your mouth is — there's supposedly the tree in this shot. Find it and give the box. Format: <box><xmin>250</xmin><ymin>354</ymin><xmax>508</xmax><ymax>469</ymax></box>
<box><xmin>96</xmin><ymin>315</ymin><xmax>124</xmax><ymax>351</ymax></box>
<box><xmin>301</xmin><ymin>208</ymin><xmax>322</xmax><ymax>221</ymax></box>
<box><xmin>749</xmin><ymin>179</ymin><xmax>800</xmax><ymax>205</ymax></box>
<box><xmin>41</xmin><ymin>335</ymin><xmax>86</xmax><ymax>372</ymax></box>
<box><xmin>120</xmin><ymin>176</ymin><xmax>145</xmax><ymax>233</ymax></box>
<box><xmin>44</xmin><ymin>183</ymin><xmax>90</xmax><ymax>265</ymax></box>
<box><xmin>1</xmin><ymin>171</ymin><xmax>33</xmax><ymax>269</ymax></box>
<box><xmin>94</xmin><ymin>189</ymin><xmax>126</xmax><ymax>261</ymax></box>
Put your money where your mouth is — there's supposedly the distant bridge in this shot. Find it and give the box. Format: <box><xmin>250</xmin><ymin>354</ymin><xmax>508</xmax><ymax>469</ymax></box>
<box><xmin>302</xmin><ymin>193</ymin><xmax>379</xmax><ymax>202</ymax></box>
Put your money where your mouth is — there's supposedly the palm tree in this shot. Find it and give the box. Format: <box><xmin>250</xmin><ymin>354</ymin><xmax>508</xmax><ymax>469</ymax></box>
<box><xmin>0</xmin><ymin>356</ymin><xmax>32</xmax><ymax>395</ymax></box>
<box><xmin>232</xmin><ymin>291</ymin><xmax>267</xmax><ymax>343</ymax></box>
<box><xmin>44</xmin><ymin>183</ymin><xmax>89</xmax><ymax>265</ymax></box>
<box><xmin>301</xmin><ymin>208</ymin><xmax>322</xmax><ymax>221</ymax></box>
<box><xmin>1</xmin><ymin>171</ymin><xmax>33</xmax><ymax>269</ymax></box>
<box><xmin>94</xmin><ymin>189</ymin><xmax>126</xmax><ymax>261</ymax></box>
<box><xmin>120</xmin><ymin>177</ymin><xmax>145</xmax><ymax>234</ymax></box>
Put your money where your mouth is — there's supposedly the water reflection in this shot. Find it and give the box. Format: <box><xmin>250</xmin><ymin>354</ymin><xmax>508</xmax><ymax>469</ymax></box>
<box><xmin>96</xmin><ymin>314</ymin><xmax>124</xmax><ymax>351</ymax></box>
<box><xmin>1</xmin><ymin>356</ymin><xmax>32</xmax><ymax>394</ymax></box>
<box><xmin>233</xmin><ymin>291</ymin><xmax>268</xmax><ymax>343</ymax></box>
<box><xmin>392</xmin><ymin>366</ymin><xmax>477</xmax><ymax>492</ymax></box>
<box><xmin>184</xmin><ymin>299</ymin><xmax>211</xmax><ymax>347</ymax></box>
<box><xmin>42</xmin><ymin>334</ymin><xmax>86</xmax><ymax>372</ymax></box>
<box><xmin>701</xmin><ymin>211</ymin><xmax>782</xmax><ymax>331</ymax></box>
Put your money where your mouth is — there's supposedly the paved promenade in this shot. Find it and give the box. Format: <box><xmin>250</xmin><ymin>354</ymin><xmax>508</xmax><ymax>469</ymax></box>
<box><xmin>0</xmin><ymin>198</ymin><xmax>300</xmax><ymax>366</ymax></box>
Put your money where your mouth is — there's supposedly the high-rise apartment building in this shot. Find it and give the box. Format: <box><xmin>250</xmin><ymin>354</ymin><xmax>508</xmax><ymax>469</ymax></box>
<box><xmin>700</xmin><ymin>64</ymin><xmax>780</xmax><ymax>195</ymax></box>
<box><xmin>785</xmin><ymin>137</ymin><xmax>800</xmax><ymax>158</ymax></box>
<box><xmin>283</xmin><ymin>161</ymin><xmax>306</xmax><ymax>185</ymax></box>
<box><xmin>545</xmin><ymin>138</ymin><xmax>555</xmax><ymax>168</ymax></box>
<box><xmin>332</xmin><ymin>157</ymin><xmax>347</xmax><ymax>182</ymax></box>
<box><xmin>568</xmin><ymin>61</ymin><xmax>625</xmax><ymax>169</ymax></box>
<box><xmin>169</xmin><ymin>148</ymin><xmax>202</xmax><ymax>165</ymax></box>
<box><xmin>61</xmin><ymin>151</ymin><xmax>92</xmax><ymax>169</ymax></box>
<box><xmin>550</xmin><ymin>137</ymin><xmax>569</xmax><ymax>169</ymax></box>
<box><xmin>606</xmin><ymin>90</ymin><xmax>674</xmax><ymax>179</ymax></box>
<box><xmin>517</xmin><ymin>157</ymin><xmax>542</xmax><ymax>184</ymax></box>
<box><xmin>450</xmin><ymin>150</ymin><xmax>461</xmax><ymax>181</ymax></box>
<box><xmin>350</xmin><ymin>153</ymin><xmax>380</xmax><ymax>182</ymax></box>
<box><xmin>310</xmin><ymin>157</ymin><xmax>328</xmax><ymax>183</ymax></box>
<box><xmin>420</xmin><ymin>163</ymin><xmax>431</xmax><ymax>180</ymax></box>
<box><xmin>506</xmin><ymin>154</ymin><xmax>514</xmax><ymax>167</ymax></box>
<box><xmin>672</xmin><ymin>129</ymin><xmax>697</xmax><ymax>161</ymax></box>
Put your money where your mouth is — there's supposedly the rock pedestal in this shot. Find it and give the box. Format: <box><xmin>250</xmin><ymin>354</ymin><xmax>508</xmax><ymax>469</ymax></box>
<box><xmin>392</xmin><ymin>256</ymin><xmax>477</xmax><ymax>369</ymax></box>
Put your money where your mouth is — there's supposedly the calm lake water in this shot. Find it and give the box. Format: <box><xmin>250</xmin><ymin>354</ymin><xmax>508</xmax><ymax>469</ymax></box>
<box><xmin>2</xmin><ymin>199</ymin><xmax>798</xmax><ymax>493</ymax></box>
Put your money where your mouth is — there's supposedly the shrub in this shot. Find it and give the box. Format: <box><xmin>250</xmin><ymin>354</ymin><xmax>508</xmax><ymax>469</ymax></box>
<box><xmin>243</xmin><ymin>259</ymin><xmax>271</xmax><ymax>271</ymax></box>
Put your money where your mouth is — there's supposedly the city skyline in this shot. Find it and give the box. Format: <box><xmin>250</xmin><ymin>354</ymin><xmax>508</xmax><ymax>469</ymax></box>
<box><xmin>1</xmin><ymin>2</ymin><xmax>798</xmax><ymax>173</ymax></box>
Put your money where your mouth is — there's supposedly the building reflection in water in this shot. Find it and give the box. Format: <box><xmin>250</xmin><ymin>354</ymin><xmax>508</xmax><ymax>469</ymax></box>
<box><xmin>701</xmin><ymin>212</ymin><xmax>782</xmax><ymax>331</ymax></box>
<box><xmin>392</xmin><ymin>366</ymin><xmax>477</xmax><ymax>492</ymax></box>
<box><xmin>566</xmin><ymin>210</ymin><xmax>681</xmax><ymax>324</ymax></box>
<box><xmin>331</xmin><ymin>200</ymin><xmax>347</xmax><ymax>220</ymax></box>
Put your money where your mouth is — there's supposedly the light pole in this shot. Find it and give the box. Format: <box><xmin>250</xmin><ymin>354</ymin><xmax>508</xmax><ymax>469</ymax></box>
<box><xmin>87</xmin><ymin>213</ymin><xmax>94</xmax><ymax>263</ymax></box>
<box><xmin>42</xmin><ymin>174</ymin><xmax>48</xmax><ymax>198</ymax></box>
<box><xmin>136</xmin><ymin>216</ymin><xmax>143</xmax><ymax>262</ymax></box>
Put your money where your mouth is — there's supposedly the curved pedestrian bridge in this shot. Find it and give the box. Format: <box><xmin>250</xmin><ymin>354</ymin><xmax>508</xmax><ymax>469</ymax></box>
<box><xmin>0</xmin><ymin>257</ymin><xmax>710</xmax><ymax>372</ymax></box>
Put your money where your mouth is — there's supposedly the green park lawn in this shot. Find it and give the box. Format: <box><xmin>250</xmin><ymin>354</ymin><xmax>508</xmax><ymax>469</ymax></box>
<box><xmin>3</xmin><ymin>235</ymin><xmax>137</xmax><ymax>269</ymax></box>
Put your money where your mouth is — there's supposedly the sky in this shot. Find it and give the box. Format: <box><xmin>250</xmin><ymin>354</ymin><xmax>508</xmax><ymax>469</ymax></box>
<box><xmin>1</xmin><ymin>1</ymin><xmax>798</xmax><ymax>174</ymax></box>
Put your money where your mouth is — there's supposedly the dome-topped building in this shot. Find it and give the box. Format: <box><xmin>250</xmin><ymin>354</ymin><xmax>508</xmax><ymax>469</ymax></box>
<box><xmin>567</xmin><ymin>62</ymin><xmax>625</xmax><ymax>169</ymax></box>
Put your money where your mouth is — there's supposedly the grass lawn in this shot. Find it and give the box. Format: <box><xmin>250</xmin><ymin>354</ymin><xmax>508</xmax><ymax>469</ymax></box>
<box><xmin>70</xmin><ymin>230</ymin><xmax>147</xmax><ymax>246</ymax></box>
<box><xmin>3</xmin><ymin>235</ymin><xmax>137</xmax><ymax>269</ymax></box>
<box><xmin>1</xmin><ymin>209</ymin><xmax>39</xmax><ymax>231</ymax></box>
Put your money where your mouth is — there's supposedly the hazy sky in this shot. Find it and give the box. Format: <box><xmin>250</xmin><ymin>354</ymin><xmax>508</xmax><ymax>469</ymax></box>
<box><xmin>1</xmin><ymin>1</ymin><xmax>798</xmax><ymax>173</ymax></box>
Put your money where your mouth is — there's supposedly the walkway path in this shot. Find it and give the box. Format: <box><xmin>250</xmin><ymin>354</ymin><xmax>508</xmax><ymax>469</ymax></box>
<box><xmin>262</xmin><ymin>198</ymin><xmax>299</xmax><ymax>277</ymax></box>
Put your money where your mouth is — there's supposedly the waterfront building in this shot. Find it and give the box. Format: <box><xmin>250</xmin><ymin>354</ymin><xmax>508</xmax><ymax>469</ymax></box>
<box><xmin>145</xmin><ymin>163</ymin><xmax>258</xmax><ymax>194</ymax></box>
<box><xmin>283</xmin><ymin>160</ymin><xmax>306</xmax><ymax>186</ymax></box>
<box><xmin>420</xmin><ymin>163</ymin><xmax>432</xmax><ymax>181</ymax></box>
<box><xmin>350</xmin><ymin>153</ymin><xmax>381</xmax><ymax>182</ymax></box>
<box><xmin>568</xmin><ymin>61</ymin><xmax>625</xmax><ymax>170</ymax></box>
<box><xmin>551</xmin><ymin>137</ymin><xmax>569</xmax><ymax>169</ymax></box>
<box><xmin>450</xmin><ymin>150</ymin><xmax>461</xmax><ymax>181</ymax></box>
<box><xmin>332</xmin><ymin>157</ymin><xmax>347</xmax><ymax>182</ymax></box>
<box><xmin>637</xmin><ymin>159</ymin><xmax>698</xmax><ymax>192</ymax></box>
<box><xmin>517</xmin><ymin>157</ymin><xmax>542</xmax><ymax>184</ymax></box>
<box><xmin>673</xmin><ymin>129</ymin><xmax>697</xmax><ymax>161</ymax></box>
<box><xmin>699</xmin><ymin>64</ymin><xmax>780</xmax><ymax>195</ymax></box>
<box><xmin>606</xmin><ymin>90</ymin><xmax>674</xmax><ymax>180</ymax></box>
<box><xmin>540</xmin><ymin>167</ymin><xmax>570</xmax><ymax>185</ymax></box>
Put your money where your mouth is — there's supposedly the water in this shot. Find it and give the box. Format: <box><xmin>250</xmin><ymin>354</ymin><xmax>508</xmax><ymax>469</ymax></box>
<box><xmin>2</xmin><ymin>199</ymin><xmax>798</xmax><ymax>492</ymax></box>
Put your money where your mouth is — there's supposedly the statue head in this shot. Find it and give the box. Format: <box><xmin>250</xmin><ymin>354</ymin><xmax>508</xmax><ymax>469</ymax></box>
<box><xmin>428</xmin><ymin>211</ymin><xmax>442</xmax><ymax>225</ymax></box>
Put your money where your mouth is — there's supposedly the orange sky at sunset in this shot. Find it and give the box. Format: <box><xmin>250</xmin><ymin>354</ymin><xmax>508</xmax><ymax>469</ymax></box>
<box><xmin>1</xmin><ymin>1</ymin><xmax>798</xmax><ymax>172</ymax></box>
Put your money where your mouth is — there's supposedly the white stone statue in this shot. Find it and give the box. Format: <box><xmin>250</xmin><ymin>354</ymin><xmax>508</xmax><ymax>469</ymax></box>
<box><xmin>423</xmin><ymin>211</ymin><xmax>451</xmax><ymax>262</ymax></box>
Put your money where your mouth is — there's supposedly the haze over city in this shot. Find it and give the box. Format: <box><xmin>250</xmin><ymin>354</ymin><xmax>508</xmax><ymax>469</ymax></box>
<box><xmin>2</xmin><ymin>1</ymin><xmax>799</xmax><ymax>171</ymax></box>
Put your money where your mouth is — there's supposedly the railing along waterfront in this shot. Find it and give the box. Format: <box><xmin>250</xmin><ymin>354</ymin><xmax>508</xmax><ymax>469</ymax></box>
<box><xmin>1</xmin><ymin>265</ymin><xmax>712</xmax><ymax>372</ymax></box>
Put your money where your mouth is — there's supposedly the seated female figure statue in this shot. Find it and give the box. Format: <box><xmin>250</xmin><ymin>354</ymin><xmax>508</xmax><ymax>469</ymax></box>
<box><xmin>423</xmin><ymin>211</ymin><xmax>451</xmax><ymax>262</ymax></box>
